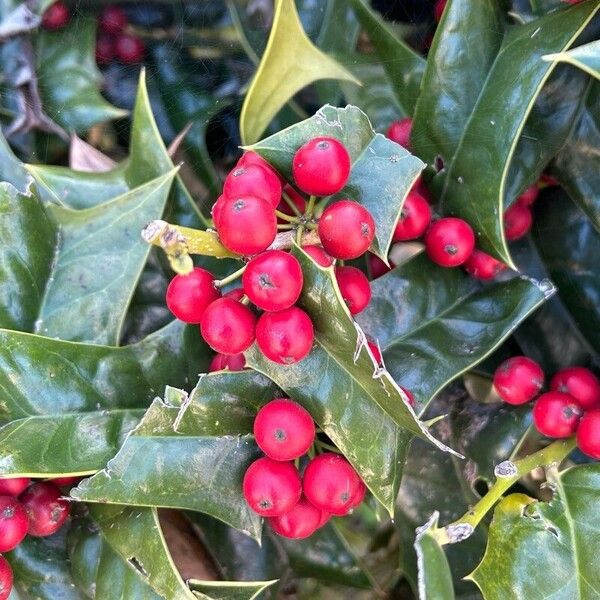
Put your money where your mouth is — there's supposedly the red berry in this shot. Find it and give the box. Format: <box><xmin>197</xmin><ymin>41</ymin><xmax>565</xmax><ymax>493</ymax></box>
<box><xmin>200</xmin><ymin>298</ymin><xmax>256</xmax><ymax>355</ymax></box>
<box><xmin>269</xmin><ymin>496</ymin><xmax>321</xmax><ymax>539</ymax></box>
<box><xmin>0</xmin><ymin>556</ymin><xmax>12</xmax><ymax>600</ymax></box>
<box><xmin>516</xmin><ymin>184</ymin><xmax>539</xmax><ymax>207</ymax></box>
<box><xmin>318</xmin><ymin>200</ymin><xmax>375</xmax><ymax>260</ymax></box>
<box><xmin>211</xmin><ymin>195</ymin><xmax>226</xmax><ymax>229</ymax></box>
<box><xmin>412</xmin><ymin>176</ymin><xmax>431</xmax><ymax>202</ymax></box>
<box><xmin>96</xmin><ymin>34</ymin><xmax>115</xmax><ymax>65</ymax></box>
<box><xmin>208</xmin><ymin>352</ymin><xmax>246</xmax><ymax>372</ymax></box>
<box><xmin>400</xmin><ymin>386</ymin><xmax>415</xmax><ymax>406</ymax></box>
<box><xmin>42</xmin><ymin>1</ymin><xmax>70</xmax><ymax>30</ymax></box>
<box><xmin>550</xmin><ymin>367</ymin><xmax>600</xmax><ymax>410</ymax></box>
<box><xmin>576</xmin><ymin>409</ymin><xmax>600</xmax><ymax>459</ymax></box>
<box><xmin>434</xmin><ymin>0</ymin><xmax>447</xmax><ymax>22</ymax></box>
<box><xmin>20</xmin><ymin>482</ymin><xmax>69</xmax><ymax>537</ymax></box>
<box><xmin>424</xmin><ymin>218</ymin><xmax>475</xmax><ymax>267</ymax></box>
<box><xmin>223</xmin><ymin>165</ymin><xmax>282</xmax><ymax>209</ymax></box>
<box><xmin>464</xmin><ymin>249</ymin><xmax>506</xmax><ymax>280</ymax></box>
<box><xmin>532</xmin><ymin>392</ymin><xmax>582</xmax><ymax>438</ymax></box>
<box><xmin>386</xmin><ymin>118</ymin><xmax>412</xmax><ymax>149</ymax></box>
<box><xmin>0</xmin><ymin>496</ymin><xmax>28</xmax><ymax>552</ymax></box>
<box><xmin>350</xmin><ymin>480</ymin><xmax>367</xmax><ymax>508</ymax></box>
<box><xmin>335</xmin><ymin>266</ymin><xmax>371</xmax><ymax>315</ymax></box>
<box><xmin>99</xmin><ymin>6</ymin><xmax>128</xmax><ymax>34</ymax></box>
<box><xmin>316</xmin><ymin>510</ymin><xmax>331</xmax><ymax>528</ymax></box>
<box><xmin>216</xmin><ymin>196</ymin><xmax>277</xmax><ymax>256</ymax></box>
<box><xmin>50</xmin><ymin>477</ymin><xmax>80</xmax><ymax>488</ymax></box>
<box><xmin>0</xmin><ymin>478</ymin><xmax>30</xmax><ymax>497</ymax></box>
<box><xmin>368</xmin><ymin>253</ymin><xmax>393</xmax><ymax>279</ymax></box>
<box><xmin>278</xmin><ymin>185</ymin><xmax>307</xmax><ymax>219</ymax></box>
<box><xmin>504</xmin><ymin>203</ymin><xmax>532</xmax><ymax>241</ymax></box>
<box><xmin>493</xmin><ymin>356</ymin><xmax>544</xmax><ymax>405</ymax></box>
<box><xmin>242</xmin><ymin>457</ymin><xmax>301</xmax><ymax>517</ymax></box>
<box><xmin>254</xmin><ymin>399</ymin><xmax>315</xmax><ymax>461</ymax></box>
<box><xmin>303</xmin><ymin>453</ymin><xmax>361</xmax><ymax>516</ymax></box>
<box><xmin>292</xmin><ymin>137</ymin><xmax>351</xmax><ymax>196</ymax></box>
<box><xmin>367</xmin><ymin>340</ymin><xmax>382</xmax><ymax>364</ymax></box>
<box><xmin>166</xmin><ymin>268</ymin><xmax>220</xmax><ymax>324</ymax></box>
<box><xmin>238</xmin><ymin>151</ymin><xmax>284</xmax><ymax>184</ymax></box>
<box><xmin>242</xmin><ymin>250</ymin><xmax>303</xmax><ymax>312</ymax></box>
<box><xmin>256</xmin><ymin>307</ymin><xmax>314</xmax><ymax>365</ymax></box>
<box><xmin>115</xmin><ymin>35</ymin><xmax>145</xmax><ymax>64</ymax></box>
<box><xmin>393</xmin><ymin>192</ymin><xmax>431</xmax><ymax>241</ymax></box>
<box><xmin>224</xmin><ymin>287</ymin><xmax>245</xmax><ymax>302</ymax></box>
<box><xmin>302</xmin><ymin>245</ymin><xmax>334</xmax><ymax>267</ymax></box>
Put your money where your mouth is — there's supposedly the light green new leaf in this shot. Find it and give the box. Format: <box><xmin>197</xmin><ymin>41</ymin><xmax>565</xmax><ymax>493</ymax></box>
<box><xmin>470</xmin><ymin>465</ymin><xmax>600</xmax><ymax>598</ymax></box>
<box><xmin>544</xmin><ymin>39</ymin><xmax>600</xmax><ymax>81</ymax></box>
<box><xmin>239</xmin><ymin>0</ymin><xmax>359</xmax><ymax>144</ymax></box>
<box><xmin>249</xmin><ymin>105</ymin><xmax>424</xmax><ymax>261</ymax></box>
<box><xmin>37</xmin><ymin>17</ymin><xmax>126</xmax><ymax>132</ymax></box>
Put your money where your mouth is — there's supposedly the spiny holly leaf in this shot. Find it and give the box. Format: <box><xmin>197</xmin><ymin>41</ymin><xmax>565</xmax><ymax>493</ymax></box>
<box><xmin>238</xmin><ymin>0</ymin><xmax>358</xmax><ymax>144</ymax></box>
<box><xmin>552</xmin><ymin>79</ymin><xmax>600</xmax><ymax>232</ymax></box>
<box><xmin>357</xmin><ymin>251</ymin><xmax>549</xmax><ymax>412</ymax></box>
<box><xmin>36</xmin><ymin>16</ymin><xmax>126</xmax><ymax>133</ymax></box>
<box><xmin>0</xmin><ymin>321</ymin><xmax>206</xmax><ymax>476</ymax></box>
<box><xmin>347</xmin><ymin>0</ymin><xmax>425</xmax><ymax>115</ymax></box>
<box><xmin>544</xmin><ymin>39</ymin><xmax>600</xmax><ymax>81</ymax></box>
<box><xmin>249</xmin><ymin>104</ymin><xmax>425</xmax><ymax>261</ymax></box>
<box><xmin>412</xmin><ymin>0</ymin><xmax>600</xmax><ymax>266</ymax></box>
<box><xmin>247</xmin><ymin>247</ymin><xmax>457</xmax><ymax>515</ymax></box>
<box><xmin>72</xmin><ymin>374</ymin><xmax>279</xmax><ymax>541</ymax></box>
<box><xmin>470</xmin><ymin>465</ymin><xmax>600</xmax><ymax>598</ymax></box>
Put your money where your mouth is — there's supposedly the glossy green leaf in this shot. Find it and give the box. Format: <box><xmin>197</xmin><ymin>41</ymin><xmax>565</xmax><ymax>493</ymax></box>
<box><xmin>413</xmin><ymin>1</ymin><xmax>600</xmax><ymax>266</ymax></box>
<box><xmin>247</xmin><ymin>247</ymin><xmax>458</xmax><ymax>515</ymax></box>
<box><xmin>358</xmin><ymin>251</ymin><xmax>549</xmax><ymax>411</ymax></box>
<box><xmin>36</xmin><ymin>17</ymin><xmax>126</xmax><ymax>132</ymax></box>
<box><xmin>239</xmin><ymin>0</ymin><xmax>359</xmax><ymax>144</ymax></box>
<box><xmin>414</xmin><ymin>513</ymin><xmax>454</xmax><ymax>600</ymax></box>
<box><xmin>72</xmin><ymin>373</ymin><xmax>279</xmax><ymax>540</ymax></box>
<box><xmin>347</xmin><ymin>0</ymin><xmax>425</xmax><ymax>114</ymax></box>
<box><xmin>470</xmin><ymin>465</ymin><xmax>600</xmax><ymax>598</ymax></box>
<box><xmin>189</xmin><ymin>580</ymin><xmax>277</xmax><ymax>600</ymax></box>
<box><xmin>552</xmin><ymin>79</ymin><xmax>600</xmax><ymax>232</ymax></box>
<box><xmin>249</xmin><ymin>105</ymin><xmax>425</xmax><ymax>260</ymax></box>
<box><xmin>544</xmin><ymin>39</ymin><xmax>600</xmax><ymax>80</ymax></box>
<box><xmin>0</xmin><ymin>132</ymin><xmax>29</xmax><ymax>192</ymax></box>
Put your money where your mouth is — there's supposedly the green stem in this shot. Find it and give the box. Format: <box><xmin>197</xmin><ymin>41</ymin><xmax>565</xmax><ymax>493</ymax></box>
<box><xmin>314</xmin><ymin>439</ymin><xmax>341</xmax><ymax>454</ymax></box>
<box><xmin>277</xmin><ymin>223</ymin><xmax>295</xmax><ymax>230</ymax></box>
<box><xmin>214</xmin><ymin>264</ymin><xmax>246</xmax><ymax>288</ymax></box>
<box><xmin>275</xmin><ymin>210</ymin><xmax>299</xmax><ymax>223</ymax></box>
<box><xmin>281</xmin><ymin>191</ymin><xmax>303</xmax><ymax>217</ymax></box>
<box><xmin>436</xmin><ymin>437</ymin><xmax>576</xmax><ymax>544</ymax></box>
<box><xmin>296</xmin><ymin>195</ymin><xmax>317</xmax><ymax>246</ymax></box>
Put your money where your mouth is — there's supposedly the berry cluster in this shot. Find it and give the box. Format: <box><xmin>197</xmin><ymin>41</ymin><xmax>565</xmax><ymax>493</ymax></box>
<box><xmin>41</xmin><ymin>1</ymin><xmax>70</xmax><ymax>31</ymax></box>
<box><xmin>96</xmin><ymin>6</ymin><xmax>146</xmax><ymax>65</ymax></box>
<box><xmin>493</xmin><ymin>358</ymin><xmax>600</xmax><ymax>459</ymax></box>
<box><xmin>167</xmin><ymin>136</ymin><xmax>378</xmax><ymax>366</ymax></box>
<box><xmin>242</xmin><ymin>399</ymin><xmax>365</xmax><ymax>539</ymax></box>
<box><xmin>0</xmin><ymin>477</ymin><xmax>75</xmax><ymax>599</ymax></box>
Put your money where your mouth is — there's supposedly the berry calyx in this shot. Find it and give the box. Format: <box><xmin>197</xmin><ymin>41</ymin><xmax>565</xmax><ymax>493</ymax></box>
<box><xmin>504</xmin><ymin>203</ymin><xmax>532</xmax><ymax>241</ymax></box>
<box><xmin>493</xmin><ymin>356</ymin><xmax>544</xmax><ymax>405</ymax></box>
<box><xmin>302</xmin><ymin>245</ymin><xmax>334</xmax><ymax>267</ymax></box>
<box><xmin>96</xmin><ymin>34</ymin><xmax>115</xmax><ymax>65</ymax></box>
<box><xmin>318</xmin><ymin>200</ymin><xmax>375</xmax><ymax>260</ymax></box>
<box><xmin>0</xmin><ymin>556</ymin><xmax>12</xmax><ymax>600</ymax></box>
<box><xmin>516</xmin><ymin>185</ymin><xmax>539</xmax><ymax>207</ymax></box>
<box><xmin>223</xmin><ymin>165</ymin><xmax>282</xmax><ymax>209</ymax></box>
<box><xmin>254</xmin><ymin>399</ymin><xmax>315</xmax><ymax>461</ymax></box>
<box><xmin>115</xmin><ymin>35</ymin><xmax>145</xmax><ymax>64</ymax></box>
<box><xmin>550</xmin><ymin>367</ymin><xmax>600</xmax><ymax>410</ymax></box>
<box><xmin>20</xmin><ymin>482</ymin><xmax>69</xmax><ymax>537</ymax></box>
<box><xmin>200</xmin><ymin>298</ymin><xmax>256</xmax><ymax>355</ymax></box>
<box><xmin>0</xmin><ymin>478</ymin><xmax>30</xmax><ymax>497</ymax></box>
<box><xmin>576</xmin><ymin>409</ymin><xmax>600</xmax><ymax>459</ymax></box>
<box><xmin>434</xmin><ymin>0</ymin><xmax>447</xmax><ymax>22</ymax></box>
<box><xmin>269</xmin><ymin>496</ymin><xmax>322</xmax><ymax>539</ymax></box>
<box><xmin>386</xmin><ymin>118</ymin><xmax>412</xmax><ymax>149</ymax></box>
<box><xmin>242</xmin><ymin>250</ymin><xmax>303</xmax><ymax>312</ymax></box>
<box><xmin>532</xmin><ymin>392</ymin><xmax>582</xmax><ymax>438</ymax></box>
<box><xmin>303</xmin><ymin>453</ymin><xmax>361</xmax><ymax>516</ymax></box>
<box><xmin>42</xmin><ymin>1</ymin><xmax>70</xmax><ymax>30</ymax></box>
<box><xmin>242</xmin><ymin>457</ymin><xmax>301</xmax><ymax>517</ymax></box>
<box><xmin>216</xmin><ymin>196</ymin><xmax>277</xmax><ymax>256</ymax></box>
<box><xmin>393</xmin><ymin>191</ymin><xmax>431</xmax><ymax>241</ymax></box>
<box><xmin>464</xmin><ymin>250</ymin><xmax>507</xmax><ymax>280</ymax></box>
<box><xmin>166</xmin><ymin>268</ymin><xmax>220</xmax><ymax>324</ymax></box>
<box><xmin>424</xmin><ymin>218</ymin><xmax>475</xmax><ymax>267</ymax></box>
<box><xmin>99</xmin><ymin>6</ymin><xmax>128</xmax><ymax>34</ymax></box>
<box><xmin>335</xmin><ymin>266</ymin><xmax>371</xmax><ymax>315</ymax></box>
<box><xmin>292</xmin><ymin>137</ymin><xmax>351</xmax><ymax>196</ymax></box>
<box><xmin>0</xmin><ymin>496</ymin><xmax>28</xmax><ymax>552</ymax></box>
<box><xmin>208</xmin><ymin>352</ymin><xmax>246</xmax><ymax>372</ymax></box>
<box><xmin>256</xmin><ymin>307</ymin><xmax>314</xmax><ymax>365</ymax></box>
